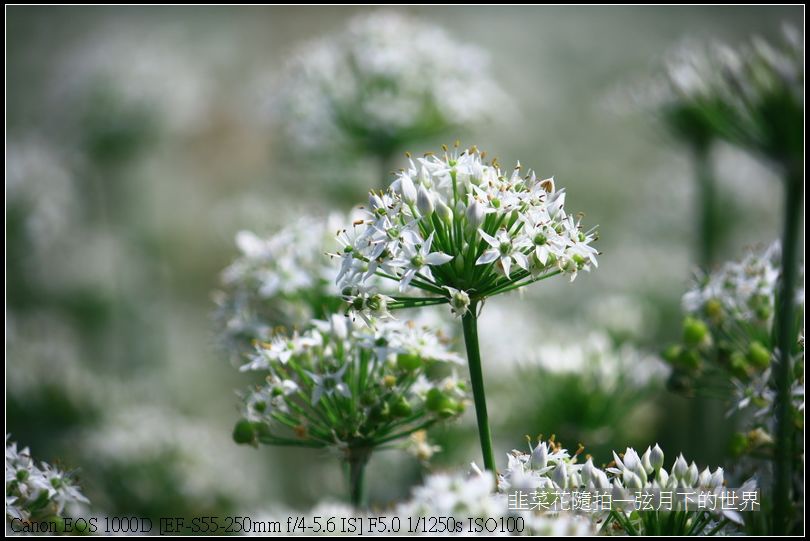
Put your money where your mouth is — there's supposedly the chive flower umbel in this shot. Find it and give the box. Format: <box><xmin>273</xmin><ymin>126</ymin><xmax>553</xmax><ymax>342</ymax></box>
<box><xmin>232</xmin><ymin>315</ymin><xmax>468</xmax><ymax>507</ymax></box>
<box><xmin>332</xmin><ymin>145</ymin><xmax>598</xmax><ymax>476</ymax></box>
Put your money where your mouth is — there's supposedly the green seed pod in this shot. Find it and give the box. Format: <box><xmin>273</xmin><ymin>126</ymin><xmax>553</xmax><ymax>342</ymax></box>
<box><xmin>397</xmin><ymin>352</ymin><xmax>422</xmax><ymax>371</ymax></box>
<box><xmin>232</xmin><ymin>418</ymin><xmax>256</xmax><ymax>445</ymax></box>
<box><xmin>729</xmin><ymin>351</ymin><xmax>749</xmax><ymax>378</ymax></box>
<box><xmin>704</xmin><ymin>298</ymin><xmax>724</xmax><ymax>321</ymax></box>
<box><xmin>683</xmin><ymin>317</ymin><xmax>709</xmax><ymax>347</ymax></box>
<box><xmin>677</xmin><ymin>348</ymin><xmax>702</xmax><ymax>370</ymax></box>
<box><xmin>391</xmin><ymin>396</ymin><xmax>413</xmax><ymax>417</ymax></box>
<box><xmin>662</xmin><ymin>344</ymin><xmax>682</xmax><ymax>364</ymax></box>
<box><xmin>368</xmin><ymin>402</ymin><xmax>391</xmax><ymax>423</ymax></box>
<box><xmin>425</xmin><ymin>388</ymin><xmax>448</xmax><ymax>412</ymax></box>
<box><xmin>438</xmin><ymin>398</ymin><xmax>459</xmax><ymax>418</ymax></box>
<box><xmin>746</xmin><ymin>341</ymin><xmax>772</xmax><ymax>369</ymax></box>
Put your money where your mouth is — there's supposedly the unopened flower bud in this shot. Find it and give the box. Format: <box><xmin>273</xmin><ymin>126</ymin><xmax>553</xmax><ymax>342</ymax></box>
<box><xmin>448</xmin><ymin>288</ymin><xmax>470</xmax><ymax>317</ymax></box>
<box><xmin>650</xmin><ymin>443</ymin><xmax>665</xmax><ymax>472</ymax></box>
<box><xmin>417</xmin><ymin>185</ymin><xmax>434</xmax><ymax>216</ymax></box>
<box><xmin>623</xmin><ymin>469</ymin><xmax>643</xmax><ymax>490</ymax></box>
<box><xmin>686</xmin><ymin>462</ymin><xmax>700</xmax><ymax>486</ymax></box>
<box><xmin>709</xmin><ymin>467</ymin><xmax>724</xmax><ymax>488</ymax></box>
<box><xmin>552</xmin><ymin>462</ymin><xmax>568</xmax><ymax>489</ymax></box>
<box><xmin>466</xmin><ymin>200</ymin><xmax>485</xmax><ymax>230</ymax></box>
<box><xmin>673</xmin><ymin>454</ymin><xmax>688</xmax><ymax>479</ymax></box>
<box><xmin>531</xmin><ymin>442</ymin><xmax>548</xmax><ymax>470</ymax></box>
<box><xmin>400</xmin><ymin>174</ymin><xmax>417</xmax><ymax>204</ymax></box>
<box><xmin>435</xmin><ymin>198</ymin><xmax>453</xmax><ymax>223</ymax></box>
<box><xmin>698</xmin><ymin>467</ymin><xmax>712</xmax><ymax>487</ymax></box>
<box><xmin>581</xmin><ymin>457</ymin><xmax>595</xmax><ymax>484</ymax></box>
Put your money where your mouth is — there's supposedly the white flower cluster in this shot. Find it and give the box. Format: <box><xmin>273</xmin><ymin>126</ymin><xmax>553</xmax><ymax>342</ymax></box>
<box><xmin>682</xmin><ymin>241</ymin><xmax>802</xmax><ymax>325</ymax></box>
<box><xmin>396</xmin><ymin>469</ymin><xmax>596</xmax><ymax>536</ymax></box>
<box><xmin>335</xmin><ymin>147</ymin><xmax>598</xmax><ymax>319</ymax></box>
<box><xmin>668</xmin><ymin>242</ymin><xmax>804</xmax><ymax>460</ymax></box>
<box><xmin>236</xmin><ymin>315</ymin><xmax>467</xmax><ymax>448</ymax></box>
<box><xmin>256</xmin><ymin>471</ymin><xmax>594</xmax><ymax>537</ymax></box>
<box><xmin>6</xmin><ymin>437</ymin><xmax>89</xmax><ymax>523</ymax></box>
<box><xmin>275</xmin><ymin>11</ymin><xmax>506</xmax><ymax>156</ymax></box>
<box><xmin>214</xmin><ymin>214</ymin><xmax>346</xmax><ymax>356</ymax></box>
<box><xmin>652</xmin><ymin>39</ymin><xmax>739</xmax><ymax>109</ymax></box>
<box><xmin>500</xmin><ymin>439</ymin><xmax>753</xmax><ymax>534</ymax></box>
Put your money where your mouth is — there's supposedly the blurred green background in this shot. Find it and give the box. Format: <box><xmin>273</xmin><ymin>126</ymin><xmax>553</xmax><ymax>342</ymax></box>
<box><xmin>6</xmin><ymin>5</ymin><xmax>802</xmax><ymax>521</ymax></box>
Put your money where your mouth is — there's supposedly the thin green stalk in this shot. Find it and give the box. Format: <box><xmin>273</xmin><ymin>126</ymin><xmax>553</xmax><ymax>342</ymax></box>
<box><xmin>461</xmin><ymin>304</ymin><xmax>496</xmax><ymax>477</ymax></box>
<box><xmin>689</xmin><ymin>143</ymin><xmax>723</xmax><ymax>465</ymax></box>
<box><xmin>771</xmin><ymin>162</ymin><xmax>803</xmax><ymax>534</ymax></box>
<box><xmin>693</xmin><ymin>143</ymin><xmax>718</xmax><ymax>269</ymax></box>
<box><xmin>347</xmin><ymin>446</ymin><xmax>372</xmax><ymax>508</ymax></box>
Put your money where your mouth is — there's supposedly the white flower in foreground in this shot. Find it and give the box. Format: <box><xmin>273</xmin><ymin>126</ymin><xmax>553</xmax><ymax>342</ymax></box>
<box><xmin>499</xmin><ymin>438</ymin><xmax>753</xmax><ymax>535</ymax></box>
<box><xmin>274</xmin><ymin>11</ymin><xmax>507</xmax><ymax>158</ymax></box>
<box><xmin>5</xmin><ymin>436</ymin><xmax>89</xmax><ymax>525</ymax></box>
<box><xmin>396</xmin><ymin>468</ymin><xmax>596</xmax><ymax>536</ymax></box>
<box><xmin>392</xmin><ymin>232</ymin><xmax>454</xmax><ymax>290</ymax></box>
<box><xmin>333</xmin><ymin>146</ymin><xmax>598</xmax><ymax>319</ymax></box>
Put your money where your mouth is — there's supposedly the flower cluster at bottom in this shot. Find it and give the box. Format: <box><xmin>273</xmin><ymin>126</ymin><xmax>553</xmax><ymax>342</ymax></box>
<box><xmin>258</xmin><ymin>470</ymin><xmax>596</xmax><ymax>536</ymax></box>
<box><xmin>497</xmin><ymin>438</ymin><xmax>757</xmax><ymax>535</ymax></box>
<box><xmin>5</xmin><ymin>436</ymin><xmax>89</xmax><ymax>528</ymax></box>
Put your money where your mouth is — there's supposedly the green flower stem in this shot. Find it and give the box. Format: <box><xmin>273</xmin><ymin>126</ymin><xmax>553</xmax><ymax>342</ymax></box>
<box><xmin>347</xmin><ymin>446</ymin><xmax>372</xmax><ymax>508</ymax></box>
<box><xmin>690</xmin><ymin>140</ymin><xmax>722</xmax><ymax>468</ymax></box>
<box><xmin>461</xmin><ymin>304</ymin><xmax>497</xmax><ymax>478</ymax></box>
<box><xmin>772</xmin><ymin>162</ymin><xmax>803</xmax><ymax>535</ymax></box>
<box><xmin>693</xmin><ymin>143</ymin><xmax>718</xmax><ymax>269</ymax></box>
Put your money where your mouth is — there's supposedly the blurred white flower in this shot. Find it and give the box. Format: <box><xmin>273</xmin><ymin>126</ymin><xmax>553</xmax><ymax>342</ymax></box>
<box><xmin>55</xmin><ymin>25</ymin><xmax>216</xmax><ymax>133</ymax></box>
<box><xmin>273</xmin><ymin>11</ymin><xmax>508</xmax><ymax>158</ymax></box>
<box><xmin>213</xmin><ymin>213</ymin><xmax>347</xmax><ymax>360</ymax></box>
<box><xmin>397</xmin><ymin>467</ymin><xmax>596</xmax><ymax>536</ymax></box>
<box><xmin>80</xmin><ymin>405</ymin><xmax>260</xmax><ymax>508</ymax></box>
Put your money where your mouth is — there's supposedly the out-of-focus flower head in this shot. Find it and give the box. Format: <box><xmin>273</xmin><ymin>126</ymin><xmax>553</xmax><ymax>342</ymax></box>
<box><xmin>274</xmin><ymin>11</ymin><xmax>507</xmax><ymax>160</ymax></box>
<box><xmin>643</xmin><ymin>25</ymin><xmax>803</xmax><ymax>167</ymax></box>
<box><xmin>664</xmin><ymin>242</ymin><xmax>804</xmax><ymax>467</ymax></box>
<box><xmin>213</xmin><ymin>214</ymin><xmax>347</xmax><ymax>361</ymax></box>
